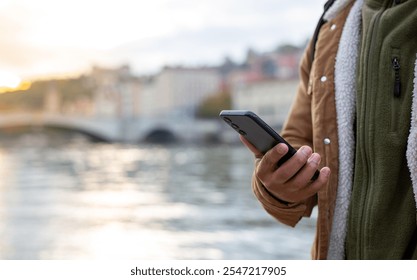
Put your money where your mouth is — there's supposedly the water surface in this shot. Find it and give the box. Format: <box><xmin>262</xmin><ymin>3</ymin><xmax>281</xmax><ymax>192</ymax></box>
<box><xmin>0</xmin><ymin>132</ymin><xmax>316</xmax><ymax>259</ymax></box>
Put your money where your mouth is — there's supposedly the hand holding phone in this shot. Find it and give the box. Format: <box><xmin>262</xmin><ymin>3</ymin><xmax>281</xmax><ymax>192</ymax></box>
<box><xmin>219</xmin><ymin>110</ymin><xmax>330</xmax><ymax>203</ymax></box>
<box><xmin>220</xmin><ymin>110</ymin><xmax>297</xmax><ymax>167</ymax></box>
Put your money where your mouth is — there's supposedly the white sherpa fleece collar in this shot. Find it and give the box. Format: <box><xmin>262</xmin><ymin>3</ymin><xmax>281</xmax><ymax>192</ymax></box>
<box><xmin>324</xmin><ymin>0</ymin><xmax>355</xmax><ymax>21</ymax></box>
<box><xmin>327</xmin><ymin>0</ymin><xmax>363</xmax><ymax>260</ymax></box>
<box><xmin>406</xmin><ymin>55</ymin><xmax>417</xmax><ymax>221</ymax></box>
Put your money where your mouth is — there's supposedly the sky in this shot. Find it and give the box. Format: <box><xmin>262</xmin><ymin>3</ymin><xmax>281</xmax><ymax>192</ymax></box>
<box><xmin>0</xmin><ymin>0</ymin><xmax>326</xmax><ymax>87</ymax></box>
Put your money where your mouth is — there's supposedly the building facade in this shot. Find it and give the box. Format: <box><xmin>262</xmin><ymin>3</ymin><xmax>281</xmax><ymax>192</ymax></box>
<box><xmin>140</xmin><ymin>67</ymin><xmax>222</xmax><ymax>119</ymax></box>
<box><xmin>89</xmin><ymin>65</ymin><xmax>141</xmax><ymax>119</ymax></box>
<box><xmin>231</xmin><ymin>79</ymin><xmax>298</xmax><ymax>129</ymax></box>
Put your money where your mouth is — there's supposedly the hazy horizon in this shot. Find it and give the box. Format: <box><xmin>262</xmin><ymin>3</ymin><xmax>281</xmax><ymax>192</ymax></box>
<box><xmin>0</xmin><ymin>0</ymin><xmax>325</xmax><ymax>85</ymax></box>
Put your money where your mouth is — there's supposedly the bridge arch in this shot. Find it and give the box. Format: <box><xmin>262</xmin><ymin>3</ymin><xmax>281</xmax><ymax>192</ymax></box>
<box><xmin>142</xmin><ymin>127</ymin><xmax>177</xmax><ymax>144</ymax></box>
<box><xmin>40</xmin><ymin>124</ymin><xmax>111</xmax><ymax>142</ymax></box>
<box><xmin>0</xmin><ymin>113</ymin><xmax>221</xmax><ymax>144</ymax></box>
<box><xmin>0</xmin><ymin>123</ymin><xmax>111</xmax><ymax>143</ymax></box>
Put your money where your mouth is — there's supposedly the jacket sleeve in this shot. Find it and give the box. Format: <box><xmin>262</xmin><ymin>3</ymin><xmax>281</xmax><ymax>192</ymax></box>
<box><xmin>251</xmin><ymin>40</ymin><xmax>317</xmax><ymax>227</ymax></box>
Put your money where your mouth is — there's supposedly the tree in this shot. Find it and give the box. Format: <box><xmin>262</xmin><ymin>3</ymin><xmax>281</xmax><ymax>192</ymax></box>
<box><xmin>196</xmin><ymin>91</ymin><xmax>231</xmax><ymax>119</ymax></box>
<box><xmin>0</xmin><ymin>76</ymin><xmax>94</xmax><ymax>113</ymax></box>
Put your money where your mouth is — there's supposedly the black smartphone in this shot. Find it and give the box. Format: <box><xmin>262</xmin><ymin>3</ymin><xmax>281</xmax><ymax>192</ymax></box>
<box><xmin>219</xmin><ymin>110</ymin><xmax>319</xmax><ymax>180</ymax></box>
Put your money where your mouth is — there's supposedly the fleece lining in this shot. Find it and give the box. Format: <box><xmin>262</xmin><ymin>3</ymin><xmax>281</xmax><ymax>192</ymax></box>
<box><xmin>406</xmin><ymin>55</ymin><xmax>417</xmax><ymax>216</ymax></box>
<box><xmin>324</xmin><ymin>0</ymin><xmax>354</xmax><ymax>21</ymax></box>
<box><xmin>327</xmin><ymin>0</ymin><xmax>364</xmax><ymax>260</ymax></box>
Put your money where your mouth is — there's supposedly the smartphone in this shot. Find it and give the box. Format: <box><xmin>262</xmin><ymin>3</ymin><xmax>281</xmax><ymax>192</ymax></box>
<box><xmin>219</xmin><ymin>110</ymin><xmax>319</xmax><ymax>180</ymax></box>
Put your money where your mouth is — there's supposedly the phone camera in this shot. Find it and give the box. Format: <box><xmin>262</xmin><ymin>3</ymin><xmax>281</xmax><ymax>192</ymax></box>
<box><xmin>238</xmin><ymin>130</ymin><xmax>246</xmax><ymax>136</ymax></box>
<box><xmin>223</xmin><ymin>117</ymin><xmax>232</xmax><ymax>124</ymax></box>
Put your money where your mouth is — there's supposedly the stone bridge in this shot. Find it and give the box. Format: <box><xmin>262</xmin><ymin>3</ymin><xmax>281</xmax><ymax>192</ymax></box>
<box><xmin>0</xmin><ymin>113</ymin><xmax>222</xmax><ymax>143</ymax></box>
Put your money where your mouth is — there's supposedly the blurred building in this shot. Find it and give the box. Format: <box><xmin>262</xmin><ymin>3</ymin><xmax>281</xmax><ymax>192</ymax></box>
<box><xmin>140</xmin><ymin>66</ymin><xmax>222</xmax><ymax>119</ymax></box>
<box><xmin>231</xmin><ymin>79</ymin><xmax>299</xmax><ymax>128</ymax></box>
<box><xmin>46</xmin><ymin>43</ymin><xmax>303</xmax><ymax>123</ymax></box>
<box><xmin>223</xmin><ymin>45</ymin><xmax>303</xmax><ymax>129</ymax></box>
<box><xmin>44</xmin><ymin>82</ymin><xmax>60</xmax><ymax>114</ymax></box>
<box><xmin>88</xmin><ymin>65</ymin><xmax>141</xmax><ymax>119</ymax></box>
<box><xmin>220</xmin><ymin>45</ymin><xmax>304</xmax><ymax>90</ymax></box>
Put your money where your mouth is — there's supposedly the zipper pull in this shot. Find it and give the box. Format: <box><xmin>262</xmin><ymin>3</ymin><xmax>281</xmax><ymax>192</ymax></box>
<box><xmin>392</xmin><ymin>57</ymin><xmax>401</xmax><ymax>98</ymax></box>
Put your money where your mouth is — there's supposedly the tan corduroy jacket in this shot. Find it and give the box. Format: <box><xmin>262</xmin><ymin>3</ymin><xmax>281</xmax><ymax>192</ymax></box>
<box><xmin>252</xmin><ymin>3</ymin><xmax>354</xmax><ymax>260</ymax></box>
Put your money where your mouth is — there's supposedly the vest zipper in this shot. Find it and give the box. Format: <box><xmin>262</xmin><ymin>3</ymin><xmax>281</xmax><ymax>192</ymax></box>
<box><xmin>358</xmin><ymin>0</ymin><xmax>395</xmax><ymax>259</ymax></box>
<box><xmin>392</xmin><ymin>57</ymin><xmax>401</xmax><ymax>98</ymax></box>
<box><xmin>358</xmin><ymin>1</ymin><xmax>392</xmax><ymax>258</ymax></box>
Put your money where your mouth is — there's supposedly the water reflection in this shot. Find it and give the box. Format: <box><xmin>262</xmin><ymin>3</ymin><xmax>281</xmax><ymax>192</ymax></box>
<box><xmin>0</xmin><ymin>131</ymin><xmax>316</xmax><ymax>259</ymax></box>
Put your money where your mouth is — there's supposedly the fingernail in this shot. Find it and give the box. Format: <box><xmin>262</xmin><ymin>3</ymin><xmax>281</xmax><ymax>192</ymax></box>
<box><xmin>321</xmin><ymin>168</ymin><xmax>331</xmax><ymax>177</ymax></box>
<box><xmin>300</xmin><ymin>146</ymin><xmax>312</xmax><ymax>157</ymax></box>
<box><xmin>308</xmin><ymin>153</ymin><xmax>320</xmax><ymax>165</ymax></box>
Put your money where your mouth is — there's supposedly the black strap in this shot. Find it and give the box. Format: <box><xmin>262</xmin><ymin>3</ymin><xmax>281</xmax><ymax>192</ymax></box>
<box><xmin>310</xmin><ymin>0</ymin><xmax>336</xmax><ymax>62</ymax></box>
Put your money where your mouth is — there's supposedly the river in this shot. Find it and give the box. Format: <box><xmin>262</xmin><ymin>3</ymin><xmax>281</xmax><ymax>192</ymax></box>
<box><xmin>0</xmin><ymin>131</ymin><xmax>316</xmax><ymax>259</ymax></box>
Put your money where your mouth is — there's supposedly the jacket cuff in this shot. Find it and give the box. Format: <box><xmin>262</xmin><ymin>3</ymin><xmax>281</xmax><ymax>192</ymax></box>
<box><xmin>252</xmin><ymin>172</ymin><xmax>308</xmax><ymax>227</ymax></box>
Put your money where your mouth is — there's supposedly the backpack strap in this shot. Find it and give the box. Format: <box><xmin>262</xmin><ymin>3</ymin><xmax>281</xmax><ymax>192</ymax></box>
<box><xmin>310</xmin><ymin>0</ymin><xmax>336</xmax><ymax>62</ymax></box>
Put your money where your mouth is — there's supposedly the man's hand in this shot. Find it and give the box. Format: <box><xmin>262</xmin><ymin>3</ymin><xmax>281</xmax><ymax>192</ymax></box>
<box><xmin>240</xmin><ymin>135</ymin><xmax>330</xmax><ymax>203</ymax></box>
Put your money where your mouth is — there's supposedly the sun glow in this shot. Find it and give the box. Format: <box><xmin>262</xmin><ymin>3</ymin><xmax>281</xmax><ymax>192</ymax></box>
<box><xmin>0</xmin><ymin>71</ymin><xmax>31</xmax><ymax>93</ymax></box>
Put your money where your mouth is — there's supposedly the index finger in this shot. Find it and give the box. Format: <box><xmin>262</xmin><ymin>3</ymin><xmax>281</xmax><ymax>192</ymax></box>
<box><xmin>239</xmin><ymin>135</ymin><xmax>263</xmax><ymax>158</ymax></box>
